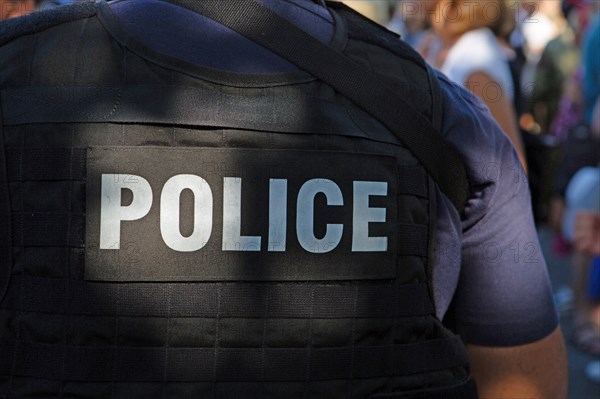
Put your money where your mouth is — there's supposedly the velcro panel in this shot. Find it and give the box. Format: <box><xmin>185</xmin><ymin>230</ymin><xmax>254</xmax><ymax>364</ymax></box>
<box><xmin>85</xmin><ymin>147</ymin><xmax>402</xmax><ymax>282</ymax></box>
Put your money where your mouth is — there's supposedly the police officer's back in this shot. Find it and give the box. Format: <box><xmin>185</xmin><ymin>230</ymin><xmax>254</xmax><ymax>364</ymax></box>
<box><xmin>0</xmin><ymin>0</ymin><xmax>567</xmax><ymax>398</ymax></box>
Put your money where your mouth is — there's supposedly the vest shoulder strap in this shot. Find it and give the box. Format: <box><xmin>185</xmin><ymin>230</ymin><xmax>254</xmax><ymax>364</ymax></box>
<box><xmin>168</xmin><ymin>0</ymin><xmax>470</xmax><ymax>213</ymax></box>
<box><xmin>327</xmin><ymin>1</ymin><xmax>426</xmax><ymax>69</ymax></box>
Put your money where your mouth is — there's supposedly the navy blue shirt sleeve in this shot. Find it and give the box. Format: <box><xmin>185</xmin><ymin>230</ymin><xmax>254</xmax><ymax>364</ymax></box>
<box><xmin>435</xmin><ymin>73</ymin><xmax>558</xmax><ymax>346</ymax></box>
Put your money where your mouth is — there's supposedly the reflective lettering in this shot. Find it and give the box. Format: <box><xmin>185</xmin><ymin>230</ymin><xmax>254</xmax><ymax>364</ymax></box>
<box><xmin>268</xmin><ymin>179</ymin><xmax>287</xmax><ymax>252</ymax></box>
<box><xmin>160</xmin><ymin>175</ymin><xmax>213</xmax><ymax>252</ymax></box>
<box><xmin>100</xmin><ymin>174</ymin><xmax>152</xmax><ymax>249</ymax></box>
<box><xmin>222</xmin><ymin>178</ymin><xmax>261</xmax><ymax>251</ymax></box>
<box><xmin>296</xmin><ymin>179</ymin><xmax>343</xmax><ymax>253</ymax></box>
<box><xmin>352</xmin><ymin>181</ymin><xmax>388</xmax><ymax>252</ymax></box>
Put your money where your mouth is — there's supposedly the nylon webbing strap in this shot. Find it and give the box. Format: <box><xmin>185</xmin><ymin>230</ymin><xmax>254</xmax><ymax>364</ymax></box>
<box><xmin>3</xmin><ymin>275</ymin><xmax>434</xmax><ymax>318</ymax></box>
<box><xmin>1</xmin><ymin>336</ymin><xmax>468</xmax><ymax>381</ymax></box>
<box><xmin>167</xmin><ymin>0</ymin><xmax>469</xmax><ymax>213</ymax></box>
<box><xmin>370</xmin><ymin>378</ymin><xmax>477</xmax><ymax>399</ymax></box>
<box><xmin>3</xmin><ymin>147</ymin><xmax>427</xmax><ymax>195</ymax></box>
<box><xmin>0</xmin><ymin>95</ymin><xmax>12</xmax><ymax>301</ymax></box>
<box><xmin>5</xmin><ymin>148</ymin><xmax>86</xmax><ymax>181</ymax></box>
<box><xmin>11</xmin><ymin>213</ymin><xmax>84</xmax><ymax>247</ymax></box>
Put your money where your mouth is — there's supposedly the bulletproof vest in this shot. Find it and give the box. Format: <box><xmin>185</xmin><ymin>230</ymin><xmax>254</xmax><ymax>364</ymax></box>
<box><xmin>0</xmin><ymin>1</ymin><xmax>476</xmax><ymax>398</ymax></box>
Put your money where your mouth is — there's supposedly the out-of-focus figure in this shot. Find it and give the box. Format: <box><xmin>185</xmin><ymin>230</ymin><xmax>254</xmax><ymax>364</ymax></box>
<box><xmin>0</xmin><ymin>0</ymin><xmax>35</xmax><ymax>19</ymax></box>
<box><xmin>530</xmin><ymin>0</ymin><xmax>598</xmax><ymax>136</ymax></box>
<box><xmin>559</xmin><ymin>12</ymin><xmax>600</xmax><ymax>358</ymax></box>
<box><xmin>563</xmin><ymin>168</ymin><xmax>600</xmax><ymax>356</ymax></box>
<box><xmin>516</xmin><ymin>1</ymin><xmax>563</xmax><ymax>104</ymax></box>
<box><xmin>419</xmin><ymin>0</ymin><xmax>527</xmax><ymax>170</ymax></box>
<box><xmin>547</xmin><ymin>9</ymin><xmax>600</xmax><ymax>240</ymax></box>
<box><xmin>387</xmin><ymin>0</ymin><xmax>430</xmax><ymax>49</ymax></box>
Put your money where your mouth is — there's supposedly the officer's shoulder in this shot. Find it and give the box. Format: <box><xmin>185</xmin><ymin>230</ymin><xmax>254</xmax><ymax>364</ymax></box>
<box><xmin>435</xmin><ymin>70</ymin><xmax>490</xmax><ymax>113</ymax></box>
<box><xmin>330</xmin><ymin>2</ymin><xmax>426</xmax><ymax>69</ymax></box>
<box><xmin>329</xmin><ymin>3</ymin><xmax>434</xmax><ymax>121</ymax></box>
<box><xmin>0</xmin><ymin>0</ymin><xmax>98</xmax><ymax>48</ymax></box>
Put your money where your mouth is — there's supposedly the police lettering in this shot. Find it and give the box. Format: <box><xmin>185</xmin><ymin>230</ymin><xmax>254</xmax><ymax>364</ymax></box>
<box><xmin>100</xmin><ymin>174</ymin><xmax>388</xmax><ymax>253</ymax></box>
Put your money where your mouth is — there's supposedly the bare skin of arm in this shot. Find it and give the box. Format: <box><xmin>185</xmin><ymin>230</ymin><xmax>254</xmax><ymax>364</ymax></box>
<box><xmin>466</xmin><ymin>72</ymin><xmax>528</xmax><ymax>171</ymax></box>
<box><xmin>467</xmin><ymin>326</ymin><xmax>568</xmax><ymax>399</ymax></box>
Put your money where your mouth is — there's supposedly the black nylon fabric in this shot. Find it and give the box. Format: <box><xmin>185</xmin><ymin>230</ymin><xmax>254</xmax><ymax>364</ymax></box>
<box><xmin>0</xmin><ymin>94</ymin><xmax>12</xmax><ymax>304</ymax></box>
<box><xmin>370</xmin><ymin>378</ymin><xmax>477</xmax><ymax>398</ymax></box>
<box><xmin>1</xmin><ymin>336</ymin><xmax>468</xmax><ymax>382</ymax></box>
<box><xmin>0</xmin><ymin>2</ymin><xmax>473</xmax><ymax>398</ymax></box>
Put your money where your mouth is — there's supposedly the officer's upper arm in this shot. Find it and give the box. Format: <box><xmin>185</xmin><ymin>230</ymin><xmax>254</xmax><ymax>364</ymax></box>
<box><xmin>433</xmin><ymin>73</ymin><xmax>559</xmax><ymax>347</ymax></box>
<box><xmin>466</xmin><ymin>326</ymin><xmax>567</xmax><ymax>399</ymax></box>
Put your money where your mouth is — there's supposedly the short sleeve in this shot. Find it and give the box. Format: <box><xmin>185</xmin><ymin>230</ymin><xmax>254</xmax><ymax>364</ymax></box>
<box><xmin>436</xmin><ymin>73</ymin><xmax>558</xmax><ymax>346</ymax></box>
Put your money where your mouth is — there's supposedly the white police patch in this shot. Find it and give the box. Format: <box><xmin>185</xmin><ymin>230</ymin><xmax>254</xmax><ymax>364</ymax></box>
<box><xmin>85</xmin><ymin>147</ymin><xmax>399</xmax><ymax>281</ymax></box>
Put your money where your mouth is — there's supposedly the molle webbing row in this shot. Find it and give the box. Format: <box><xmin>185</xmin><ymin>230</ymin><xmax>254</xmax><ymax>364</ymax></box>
<box><xmin>1</xmin><ymin>85</ymin><xmax>416</xmax><ymax>146</ymax></box>
<box><xmin>3</xmin><ymin>275</ymin><xmax>434</xmax><ymax>319</ymax></box>
<box><xmin>0</xmin><ymin>336</ymin><xmax>468</xmax><ymax>382</ymax></box>
<box><xmin>3</xmin><ymin>146</ymin><xmax>428</xmax><ymax>198</ymax></box>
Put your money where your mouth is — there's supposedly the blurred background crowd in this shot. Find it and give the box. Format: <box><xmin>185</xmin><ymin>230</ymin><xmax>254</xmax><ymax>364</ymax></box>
<box><xmin>1</xmin><ymin>0</ymin><xmax>599</xmax><ymax>397</ymax></box>
<box><xmin>370</xmin><ymin>2</ymin><xmax>600</xmax><ymax>396</ymax></box>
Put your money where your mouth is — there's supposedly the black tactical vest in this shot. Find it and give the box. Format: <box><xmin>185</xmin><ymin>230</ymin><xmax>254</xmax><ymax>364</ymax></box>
<box><xmin>0</xmin><ymin>1</ymin><xmax>476</xmax><ymax>398</ymax></box>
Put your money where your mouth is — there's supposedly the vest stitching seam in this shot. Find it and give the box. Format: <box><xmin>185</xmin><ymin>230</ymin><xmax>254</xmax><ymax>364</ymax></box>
<box><xmin>341</xmin><ymin>101</ymin><xmax>374</xmax><ymax>140</ymax></box>
<box><xmin>73</xmin><ymin>18</ymin><xmax>89</xmax><ymax>84</ymax></box>
<box><xmin>102</xmin><ymin>87</ymin><xmax>122</xmax><ymax>121</ymax></box>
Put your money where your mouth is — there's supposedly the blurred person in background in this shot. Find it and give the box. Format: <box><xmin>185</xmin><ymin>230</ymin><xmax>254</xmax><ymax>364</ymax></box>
<box><xmin>559</xmin><ymin>13</ymin><xmax>600</xmax><ymax>355</ymax></box>
<box><xmin>583</xmin><ymin>11</ymin><xmax>600</xmax><ymax>127</ymax></box>
<box><xmin>490</xmin><ymin>0</ymin><xmax>526</xmax><ymax>121</ymax></box>
<box><xmin>573</xmin><ymin>206</ymin><xmax>600</xmax><ymax>383</ymax></box>
<box><xmin>0</xmin><ymin>0</ymin><xmax>35</xmax><ymax>19</ymax></box>
<box><xmin>419</xmin><ymin>0</ymin><xmax>527</xmax><ymax>170</ymax></box>
<box><xmin>562</xmin><ymin>161</ymin><xmax>600</xmax><ymax>355</ymax></box>
<box><xmin>578</xmin><ymin>76</ymin><xmax>600</xmax><ymax>382</ymax></box>
<box><xmin>387</xmin><ymin>0</ymin><xmax>430</xmax><ymax>49</ymax></box>
<box><xmin>530</xmin><ymin>0</ymin><xmax>597</xmax><ymax>137</ymax></box>
<box><xmin>529</xmin><ymin>1</ymin><xmax>598</xmax><ymax>239</ymax></box>
<box><xmin>517</xmin><ymin>0</ymin><xmax>563</xmax><ymax>99</ymax></box>
<box><xmin>547</xmin><ymin>9</ymin><xmax>599</xmax><ymax>253</ymax></box>
<box><xmin>571</xmin><ymin>188</ymin><xmax>600</xmax><ymax>383</ymax></box>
